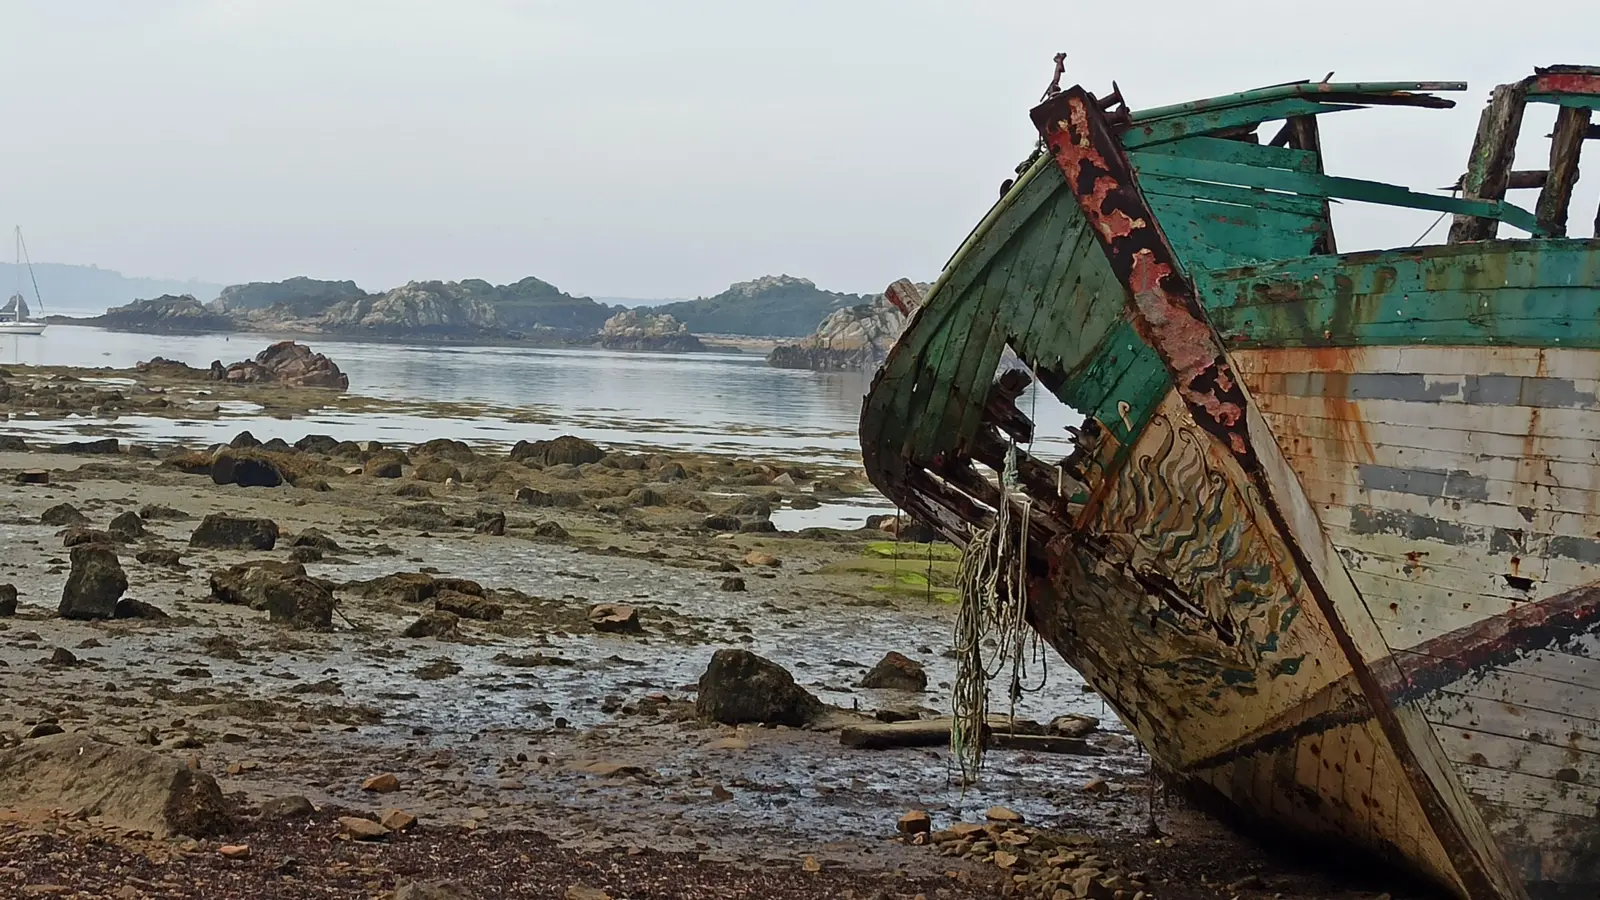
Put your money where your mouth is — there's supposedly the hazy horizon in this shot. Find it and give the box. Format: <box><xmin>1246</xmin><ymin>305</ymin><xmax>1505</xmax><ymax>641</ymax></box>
<box><xmin>5</xmin><ymin>1</ymin><xmax>1598</xmax><ymax>299</ymax></box>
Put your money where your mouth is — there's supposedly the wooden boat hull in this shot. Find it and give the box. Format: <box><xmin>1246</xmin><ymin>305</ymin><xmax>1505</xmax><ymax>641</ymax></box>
<box><xmin>861</xmin><ymin>81</ymin><xmax>1600</xmax><ymax>900</ymax></box>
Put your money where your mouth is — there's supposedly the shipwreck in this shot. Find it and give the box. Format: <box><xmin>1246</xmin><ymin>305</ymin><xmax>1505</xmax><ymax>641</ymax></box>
<box><xmin>860</xmin><ymin>64</ymin><xmax>1600</xmax><ymax>899</ymax></box>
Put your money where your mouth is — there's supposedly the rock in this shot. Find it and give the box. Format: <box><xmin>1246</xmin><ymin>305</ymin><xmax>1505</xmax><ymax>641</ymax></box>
<box><xmin>338</xmin><ymin>816</ymin><xmax>389</xmax><ymax>841</ymax></box>
<box><xmin>435</xmin><ymin>591</ymin><xmax>502</xmax><ymax>622</ymax></box>
<box><xmin>259</xmin><ymin>795</ymin><xmax>315</xmax><ymax>819</ymax></box>
<box><xmin>695</xmin><ymin>649</ymin><xmax>822</xmax><ymax>727</ymax></box>
<box><xmin>136</xmin><ymin>548</ymin><xmax>184</xmax><ymax>568</ymax></box>
<box><xmin>291</xmin><ymin>528</ymin><xmax>342</xmax><ymax>551</ymax></box>
<box><xmin>209</xmin><ymin>341</ymin><xmax>348</xmax><ymax>390</ymax></box>
<box><xmin>27</xmin><ymin>723</ymin><xmax>65</xmax><ymax>739</ymax></box>
<box><xmin>701</xmin><ymin>514</ymin><xmax>742</xmax><ymax>532</ymax></box>
<box><xmin>15</xmin><ymin>469</ymin><xmax>48</xmax><ymax>485</ymax></box>
<box><xmin>107</xmin><ymin>511</ymin><xmax>146</xmax><ymax>540</ymax></box>
<box><xmin>56</xmin><ymin>438</ymin><xmax>120</xmax><ymax>455</ymax></box>
<box><xmin>229</xmin><ymin>430</ymin><xmax>262</xmax><ymax>450</ymax></box>
<box><xmin>739</xmin><ymin>520</ymin><xmax>777</xmax><ymax>534</ymax></box>
<box><xmin>0</xmin><ymin>583</ymin><xmax>16</xmax><ymax>616</ymax></box>
<box><xmin>588</xmin><ymin>603</ymin><xmax>641</xmax><ymax>634</ymax></box>
<box><xmin>347</xmin><ymin>571</ymin><xmax>437</xmax><ymax>603</ymax></box>
<box><xmin>379</xmin><ymin>808</ymin><xmax>418</xmax><ymax>832</ymax></box>
<box><xmin>565</xmin><ymin>887</ymin><xmax>611</xmax><ymax>900</ymax></box>
<box><xmin>211</xmin><ymin>451</ymin><xmax>285</xmax><ymax>488</ymax></box>
<box><xmin>433</xmin><ymin>577</ymin><xmax>483</xmax><ymax>596</ymax></box>
<box><xmin>139</xmin><ymin>504</ymin><xmax>189</xmax><ymax>521</ymax></box>
<box><xmin>294</xmin><ymin>434</ymin><xmax>340</xmax><ymax>453</ymax></box>
<box><xmin>395</xmin><ymin>881</ymin><xmax>474</xmax><ymax>900</ymax></box>
<box><xmin>413</xmin><ymin>460</ymin><xmax>461</xmax><ymax>483</ymax></box>
<box><xmin>40</xmin><ymin>503</ymin><xmax>88</xmax><ymax>526</ymax></box>
<box><xmin>218</xmin><ymin>844</ymin><xmax>251</xmax><ymax>860</ymax></box>
<box><xmin>0</xmin><ymin>435</ymin><xmax>28</xmax><ymax>452</ymax></box>
<box><xmin>413</xmin><ymin>437</ymin><xmax>475</xmax><ymax>461</ymax></box>
<box><xmin>1081</xmin><ymin>777</ymin><xmax>1110</xmax><ymax>796</ymax></box>
<box><xmin>472</xmin><ymin>511</ymin><xmax>506</xmax><ymax>535</ymax></box>
<box><xmin>190</xmin><ymin>514</ymin><xmax>279</xmax><ymax>550</ymax></box>
<box><xmin>897</xmin><ymin>810</ymin><xmax>932</xmax><ymax>835</ymax></box>
<box><xmin>624</xmin><ymin>487</ymin><xmax>664</xmax><ymax>507</ymax></box>
<box><xmin>102</xmin><ymin>295</ymin><xmax>236</xmax><ymax>333</ymax></box>
<box><xmin>61</xmin><ymin>527</ymin><xmax>115</xmax><ymax>548</ymax></box>
<box><xmin>381</xmin><ymin>503</ymin><xmax>457</xmax><ymax>530</ymax></box>
<box><xmin>114</xmin><ymin>598</ymin><xmax>170</xmax><ymax>620</ymax></box>
<box><xmin>789</xmin><ymin>496</ymin><xmax>820</xmax><ymax>510</ymax></box>
<box><xmin>59</xmin><ymin>544</ymin><xmax>128</xmax><ymax>620</ymax></box>
<box><xmin>724</xmin><ymin>497</ymin><xmax>771</xmax><ymax>519</ymax></box>
<box><xmin>403</xmin><ymin>610</ymin><xmax>460</xmax><ymax>639</ymax></box>
<box><xmin>509</xmin><ymin>435</ymin><xmax>604</xmax><ymax>467</ymax></box>
<box><xmin>363</xmin><ymin>455</ymin><xmax>404</xmax><ymax>478</ymax></box>
<box><xmin>414</xmin><ymin>658</ymin><xmax>462</xmax><ymax>680</ymax></box>
<box><xmin>743</xmin><ymin>551</ymin><xmax>780</xmax><ymax>568</ymax></box>
<box><xmin>210</xmin><ymin>560</ymin><xmax>308</xmax><ymax>605</ymax></box>
<box><xmin>260</xmin><ymin>578</ymin><xmax>334</xmax><ymax>630</ymax></box>
<box><xmin>531</xmin><ymin>521</ymin><xmax>569</xmax><ymax>541</ymax></box>
<box><xmin>0</xmin><ymin>733</ymin><xmax>232</xmax><ymax>838</ymax></box>
<box><xmin>766</xmin><ymin>288</ymin><xmax>916</xmax><ymax>371</ymax></box>
<box><xmin>362</xmin><ymin>773</ymin><xmax>401</xmax><ymax>793</ymax></box>
<box><xmin>1048</xmin><ymin>714</ymin><xmax>1100</xmax><ymax>739</ymax></box>
<box><xmin>50</xmin><ymin>648</ymin><xmax>78</xmax><ymax>666</ymax></box>
<box><xmin>597</xmin><ymin>310</ymin><xmax>704</xmax><ymax>352</ymax></box>
<box><xmin>718</xmin><ymin>576</ymin><xmax>746</xmax><ymax>592</ymax></box>
<box><xmin>858</xmin><ymin>652</ymin><xmax>928</xmax><ymax>692</ymax></box>
<box><xmin>985</xmin><ymin>806</ymin><xmax>1024</xmax><ymax>824</ymax></box>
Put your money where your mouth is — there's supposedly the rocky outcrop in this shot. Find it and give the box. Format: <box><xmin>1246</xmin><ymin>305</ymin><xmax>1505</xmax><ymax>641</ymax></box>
<box><xmin>652</xmin><ymin>275</ymin><xmax>870</xmax><ymax>337</ymax></box>
<box><xmin>766</xmin><ymin>285</ymin><xmax>924</xmax><ymax>371</ymax></box>
<box><xmin>190</xmin><ymin>514</ymin><xmax>279</xmax><ymax>550</ymax></box>
<box><xmin>213</xmin><ymin>277</ymin><xmax>367</xmax><ymax>316</ymax></box>
<box><xmin>91</xmin><ymin>295</ymin><xmax>236</xmax><ymax>333</ymax></box>
<box><xmin>213</xmin><ymin>341</ymin><xmax>349</xmax><ymax>389</ymax></box>
<box><xmin>59</xmin><ymin>544</ymin><xmax>128</xmax><ymax>620</ymax></box>
<box><xmin>596</xmin><ymin>311</ymin><xmax>705</xmax><ymax>352</ymax></box>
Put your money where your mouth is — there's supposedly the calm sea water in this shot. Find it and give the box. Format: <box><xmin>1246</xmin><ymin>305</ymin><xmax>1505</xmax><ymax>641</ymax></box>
<box><xmin>0</xmin><ymin>324</ymin><xmax>1082</xmax><ymax>526</ymax></box>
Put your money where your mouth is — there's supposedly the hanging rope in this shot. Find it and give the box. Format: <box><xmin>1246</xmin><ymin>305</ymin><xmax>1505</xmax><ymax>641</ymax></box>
<box><xmin>950</xmin><ymin>441</ymin><xmax>1035</xmax><ymax>784</ymax></box>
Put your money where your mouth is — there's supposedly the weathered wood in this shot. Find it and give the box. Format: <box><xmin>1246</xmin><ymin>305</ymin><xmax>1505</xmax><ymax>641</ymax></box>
<box><xmin>1535</xmin><ymin>106</ymin><xmax>1590</xmax><ymax>236</ymax></box>
<box><xmin>839</xmin><ymin>717</ymin><xmax>1099</xmax><ymax>754</ymax></box>
<box><xmin>1443</xmin><ymin>170</ymin><xmax>1548</xmax><ymax>191</ymax></box>
<box><xmin>1288</xmin><ymin>115</ymin><xmax>1337</xmax><ymax>254</ymax></box>
<box><xmin>1449</xmin><ymin>82</ymin><xmax>1530</xmax><ymax>242</ymax></box>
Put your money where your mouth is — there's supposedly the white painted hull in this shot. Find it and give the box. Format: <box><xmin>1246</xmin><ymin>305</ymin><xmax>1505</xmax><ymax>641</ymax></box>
<box><xmin>0</xmin><ymin>321</ymin><xmax>46</xmax><ymax>335</ymax></box>
<box><xmin>1233</xmin><ymin>345</ymin><xmax>1600</xmax><ymax>896</ymax></box>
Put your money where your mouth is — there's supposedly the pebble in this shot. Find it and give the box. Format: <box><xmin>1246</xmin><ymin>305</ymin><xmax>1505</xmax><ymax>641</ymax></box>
<box><xmin>379</xmin><ymin>809</ymin><xmax>417</xmax><ymax>832</ymax></box>
<box><xmin>896</xmin><ymin>810</ymin><xmax>931</xmax><ymax>835</ymax></box>
<box><xmin>338</xmin><ymin>817</ymin><xmax>390</xmax><ymax>841</ymax></box>
<box><xmin>218</xmin><ymin>845</ymin><xmax>251</xmax><ymax>860</ymax></box>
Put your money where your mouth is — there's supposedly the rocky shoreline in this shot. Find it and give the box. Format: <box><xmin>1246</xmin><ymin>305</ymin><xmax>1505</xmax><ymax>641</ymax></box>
<box><xmin>0</xmin><ymin>363</ymin><xmax>1426</xmax><ymax>900</ymax></box>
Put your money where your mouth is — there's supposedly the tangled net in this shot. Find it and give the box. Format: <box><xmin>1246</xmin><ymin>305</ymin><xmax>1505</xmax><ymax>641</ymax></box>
<box><xmin>950</xmin><ymin>443</ymin><xmax>1043</xmax><ymax>784</ymax></box>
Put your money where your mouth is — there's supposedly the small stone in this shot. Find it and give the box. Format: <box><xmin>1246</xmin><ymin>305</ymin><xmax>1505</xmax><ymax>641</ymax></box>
<box><xmin>993</xmin><ymin>850</ymin><xmax>1020</xmax><ymax>869</ymax></box>
<box><xmin>361</xmin><ymin>773</ymin><xmax>401</xmax><ymax>793</ymax></box>
<box><xmin>858</xmin><ymin>651</ymin><xmax>928</xmax><ymax>692</ymax></box>
<box><xmin>985</xmin><ymin>806</ymin><xmax>1024</xmax><ymax>824</ymax></box>
<box><xmin>380</xmin><ymin>809</ymin><xmax>417</xmax><ymax>832</ymax></box>
<box><xmin>802</xmin><ymin>856</ymin><xmax>822</xmax><ymax>873</ymax></box>
<box><xmin>1081</xmin><ymin>777</ymin><xmax>1110</xmax><ymax>796</ymax></box>
<box><xmin>718</xmin><ymin>576</ymin><xmax>746</xmax><ymax>592</ymax></box>
<box><xmin>743</xmin><ymin>551</ymin><xmax>780</xmax><ymax>568</ymax></box>
<box><xmin>259</xmin><ymin>795</ymin><xmax>315</xmax><ymax>819</ymax></box>
<box><xmin>338</xmin><ymin>816</ymin><xmax>389</xmax><ymax>841</ymax></box>
<box><xmin>218</xmin><ymin>844</ymin><xmax>250</xmax><ymax>860</ymax></box>
<box><xmin>897</xmin><ymin>810</ymin><xmax>932</xmax><ymax>835</ymax></box>
<box><xmin>49</xmin><ymin>648</ymin><xmax>78</xmax><ymax>667</ymax></box>
<box><xmin>565</xmin><ymin>887</ymin><xmax>611</xmax><ymax>900</ymax></box>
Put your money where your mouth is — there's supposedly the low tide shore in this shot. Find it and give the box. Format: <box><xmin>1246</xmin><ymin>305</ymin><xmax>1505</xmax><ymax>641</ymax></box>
<box><xmin>0</xmin><ymin>363</ymin><xmax>1420</xmax><ymax>900</ymax></box>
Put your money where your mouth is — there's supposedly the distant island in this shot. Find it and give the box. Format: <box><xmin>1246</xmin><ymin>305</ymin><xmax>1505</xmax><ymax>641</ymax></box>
<box><xmin>64</xmin><ymin>271</ymin><xmax>887</xmax><ymax>353</ymax></box>
<box><xmin>0</xmin><ymin>262</ymin><xmax>223</xmax><ymax>316</ymax></box>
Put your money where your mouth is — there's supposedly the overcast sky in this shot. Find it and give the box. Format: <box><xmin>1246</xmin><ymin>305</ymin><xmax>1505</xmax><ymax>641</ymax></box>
<box><xmin>2</xmin><ymin>1</ymin><xmax>1597</xmax><ymax>299</ymax></box>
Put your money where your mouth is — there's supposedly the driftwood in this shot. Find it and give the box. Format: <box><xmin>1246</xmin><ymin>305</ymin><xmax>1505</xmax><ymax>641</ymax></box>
<box><xmin>839</xmin><ymin>717</ymin><xmax>1101</xmax><ymax>755</ymax></box>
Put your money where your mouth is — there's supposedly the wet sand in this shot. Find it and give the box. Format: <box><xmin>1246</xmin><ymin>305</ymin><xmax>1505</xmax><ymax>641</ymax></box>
<box><xmin>0</xmin><ymin>364</ymin><xmax>1424</xmax><ymax>899</ymax></box>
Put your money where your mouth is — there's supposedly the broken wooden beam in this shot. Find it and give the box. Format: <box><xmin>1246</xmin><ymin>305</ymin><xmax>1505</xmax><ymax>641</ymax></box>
<box><xmin>1443</xmin><ymin>170</ymin><xmax>1548</xmax><ymax>192</ymax></box>
<box><xmin>1537</xmin><ymin>106</ymin><xmax>1591</xmax><ymax>236</ymax></box>
<box><xmin>1449</xmin><ymin>81</ymin><xmax>1530</xmax><ymax>242</ymax></box>
<box><xmin>839</xmin><ymin>717</ymin><xmax>1101</xmax><ymax>755</ymax></box>
<box><xmin>984</xmin><ymin>369</ymin><xmax>1036</xmax><ymax>445</ymax></box>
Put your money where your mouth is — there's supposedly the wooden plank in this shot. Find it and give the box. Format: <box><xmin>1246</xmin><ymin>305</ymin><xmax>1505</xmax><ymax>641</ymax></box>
<box><xmin>1131</xmin><ymin>151</ymin><xmax>1544</xmax><ymax>235</ymax></box>
<box><xmin>1131</xmin><ymin>134</ymin><xmax>1320</xmax><ymax>173</ymax></box>
<box><xmin>1120</xmin><ymin>99</ymin><xmax>1364</xmax><ymax>149</ymax></box>
<box><xmin>1288</xmin><ymin>115</ymin><xmax>1337</xmax><ymax>254</ymax></box>
<box><xmin>1450</xmin><ymin>81</ymin><xmax>1531</xmax><ymax>242</ymax></box>
<box><xmin>1127</xmin><ymin>81</ymin><xmax>1464</xmax><ymax>123</ymax></box>
<box><xmin>1536</xmin><ymin>106</ymin><xmax>1592</xmax><ymax>237</ymax></box>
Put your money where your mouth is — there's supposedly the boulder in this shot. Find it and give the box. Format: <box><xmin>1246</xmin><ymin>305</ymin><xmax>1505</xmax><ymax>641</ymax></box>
<box><xmin>114</xmin><ymin>598</ymin><xmax>170</xmax><ymax>620</ymax></box>
<box><xmin>596</xmin><ymin>310</ymin><xmax>705</xmax><ymax>352</ymax></box>
<box><xmin>56</xmin><ymin>438</ymin><xmax>120</xmax><ymax>455</ymax></box>
<box><xmin>136</xmin><ymin>548</ymin><xmax>185</xmax><ymax>568</ymax></box>
<box><xmin>59</xmin><ymin>544</ymin><xmax>128</xmax><ymax>620</ymax></box>
<box><xmin>107</xmin><ymin>511</ymin><xmax>146</xmax><ymax>540</ymax></box>
<box><xmin>412</xmin><ymin>460</ymin><xmax>461</xmax><ymax>483</ymax></box>
<box><xmin>40</xmin><ymin>503</ymin><xmax>88</xmax><ymax>526</ymax></box>
<box><xmin>209</xmin><ymin>560</ymin><xmax>308</xmax><ymax>606</ymax></box>
<box><xmin>509</xmin><ymin>435</ymin><xmax>604</xmax><ymax>467</ymax></box>
<box><xmin>0</xmin><ymin>733</ymin><xmax>232</xmax><ymax>838</ymax></box>
<box><xmin>701</xmin><ymin>514</ymin><xmax>742</xmax><ymax>532</ymax></box>
<box><xmin>765</xmin><ymin>288</ymin><xmax>915</xmax><ymax>371</ymax></box>
<box><xmin>216</xmin><ymin>341</ymin><xmax>348</xmax><ymax>390</ymax></box>
<box><xmin>211</xmin><ymin>451</ymin><xmax>285</xmax><ymax>488</ymax></box>
<box><xmin>473</xmin><ymin>511</ymin><xmax>506</xmax><ymax>536</ymax></box>
<box><xmin>380</xmin><ymin>503</ymin><xmax>456</xmax><ymax>530</ymax></box>
<box><xmin>139</xmin><ymin>504</ymin><xmax>190</xmax><ymax>521</ymax></box>
<box><xmin>291</xmin><ymin>528</ymin><xmax>342</xmax><ymax>552</ymax></box>
<box><xmin>260</xmin><ymin>578</ymin><xmax>335</xmax><ymax>630</ymax></box>
<box><xmin>190</xmin><ymin>514</ymin><xmax>279</xmax><ymax>550</ymax></box>
<box><xmin>0</xmin><ymin>583</ymin><xmax>16</xmax><ymax>616</ymax></box>
<box><xmin>1047</xmin><ymin>714</ymin><xmax>1100</xmax><ymax>739</ymax></box>
<box><xmin>413</xmin><ymin>438</ymin><xmax>474</xmax><ymax>461</ymax></box>
<box><xmin>403</xmin><ymin>610</ymin><xmax>460</xmax><ymax>639</ymax></box>
<box><xmin>723</xmin><ymin>497</ymin><xmax>772</xmax><ymax>519</ymax></box>
<box><xmin>532</xmin><ymin>521</ymin><xmax>569</xmax><ymax>541</ymax></box>
<box><xmin>0</xmin><ymin>435</ymin><xmax>28</xmax><ymax>452</ymax></box>
<box><xmin>363</xmin><ymin>454</ymin><xmax>404</xmax><ymax>478</ymax></box>
<box><xmin>588</xmin><ymin>603</ymin><xmax>641</xmax><ymax>634</ymax></box>
<box><xmin>858</xmin><ymin>652</ymin><xmax>927</xmax><ymax>692</ymax></box>
<box><xmin>294</xmin><ymin>434</ymin><xmax>340</xmax><ymax>454</ymax></box>
<box><xmin>743</xmin><ymin>551</ymin><xmax>781</xmax><ymax>568</ymax></box>
<box><xmin>625</xmin><ymin>488</ymin><xmax>665</xmax><ymax>508</ymax></box>
<box><xmin>61</xmin><ymin>527</ymin><xmax>115</xmax><ymax>548</ymax></box>
<box><xmin>718</xmin><ymin>577</ymin><xmax>746</xmax><ymax>592</ymax></box>
<box><xmin>695</xmin><ymin>649</ymin><xmax>822</xmax><ymax>727</ymax></box>
<box><xmin>229</xmin><ymin>430</ymin><xmax>262</xmax><ymax>450</ymax></box>
<box><xmin>436</xmin><ymin>591</ymin><xmax>503</xmax><ymax>622</ymax></box>
<box><xmin>259</xmin><ymin>795</ymin><xmax>316</xmax><ymax>820</ymax></box>
<box><xmin>345</xmin><ymin>571</ymin><xmax>437</xmax><ymax>604</ymax></box>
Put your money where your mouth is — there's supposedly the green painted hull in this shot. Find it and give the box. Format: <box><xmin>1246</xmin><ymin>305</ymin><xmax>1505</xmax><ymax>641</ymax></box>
<box><xmin>862</xmin><ymin>72</ymin><xmax>1600</xmax><ymax>900</ymax></box>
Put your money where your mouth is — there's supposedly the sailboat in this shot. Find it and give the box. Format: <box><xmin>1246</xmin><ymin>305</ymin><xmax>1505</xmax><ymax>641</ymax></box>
<box><xmin>0</xmin><ymin>226</ymin><xmax>47</xmax><ymax>336</ymax></box>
